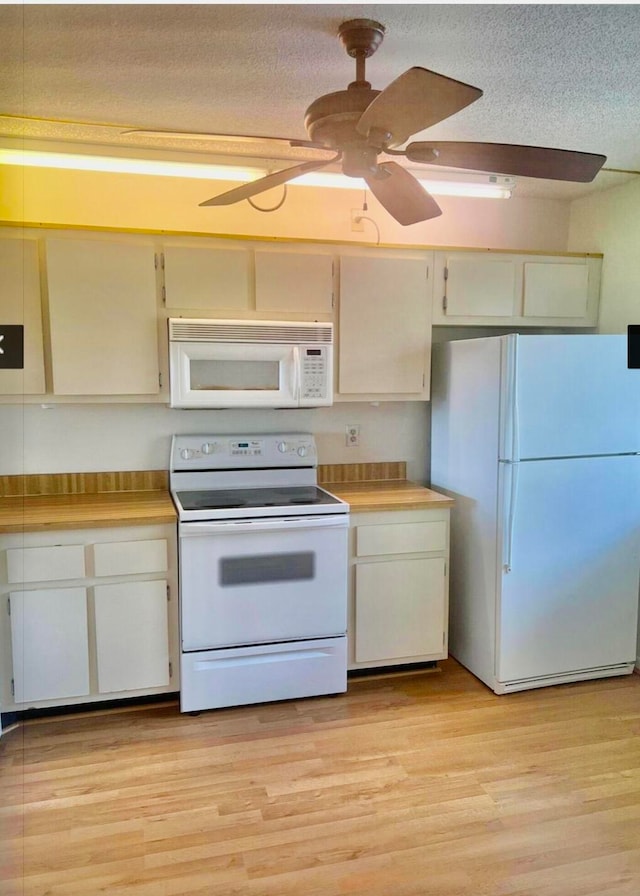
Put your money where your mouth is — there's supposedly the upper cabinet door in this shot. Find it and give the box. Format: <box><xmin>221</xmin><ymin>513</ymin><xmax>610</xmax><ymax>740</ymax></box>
<box><xmin>46</xmin><ymin>238</ymin><xmax>159</xmax><ymax>395</ymax></box>
<box><xmin>432</xmin><ymin>251</ymin><xmax>600</xmax><ymax>327</ymax></box>
<box><xmin>338</xmin><ymin>253</ymin><xmax>432</xmax><ymax>397</ymax></box>
<box><xmin>163</xmin><ymin>243</ymin><xmax>250</xmax><ymax>310</ymax></box>
<box><xmin>0</xmin><ymin>236</ymin><xmax>45</xmax><ymax>394</ymax></box>
<box><xmin>522</xmin><ymin>262</ymin><xmax>590</xmax><ymax>318</ymax></box>
<box><xmin>443</xmin><ymin>256</ymin><xmax>517</xmax><ymax>318</ymax></box>
<box><xmin>255</xmin><ymin>250</ymin><xmax>334</xmax><ymax>313</ymax></box>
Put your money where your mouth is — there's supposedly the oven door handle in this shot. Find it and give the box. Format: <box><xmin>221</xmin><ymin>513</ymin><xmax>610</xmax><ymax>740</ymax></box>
<box><xmin>179</xmin><ymin>515</ymin><xmax>348</xmax><ymax>536</ymax></box>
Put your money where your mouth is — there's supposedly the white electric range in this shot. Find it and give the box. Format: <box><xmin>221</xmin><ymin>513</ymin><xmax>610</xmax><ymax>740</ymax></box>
<box><xmin>170</xmin><ymin>433</ymin><xmax>349</xmax><ymax>712</ymax></box>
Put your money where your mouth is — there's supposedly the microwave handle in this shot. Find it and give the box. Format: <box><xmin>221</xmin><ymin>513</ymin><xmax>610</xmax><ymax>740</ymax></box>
<box><xmin>291</xmin><ymin>346</ymin><xmax>300</xmax><ymax>400</ymax></box>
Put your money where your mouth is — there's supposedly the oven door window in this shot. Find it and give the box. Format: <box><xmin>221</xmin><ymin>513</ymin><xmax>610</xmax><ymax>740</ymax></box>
<box><xmin>220</xmin><ymin>552</ymin><xmax>314</xmax><ymax>586</ymax></box>
<box><xmin>179</xmin><ymin>522</ymin><xmax>347</xmax><ymax>650</ymax></box>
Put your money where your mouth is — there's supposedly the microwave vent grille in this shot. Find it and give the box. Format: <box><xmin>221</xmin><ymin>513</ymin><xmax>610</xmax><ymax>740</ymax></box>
<box><xmin>169</xmin><ymin>319</ymin><xmax>332</xmax><ymax>344</ymax></box>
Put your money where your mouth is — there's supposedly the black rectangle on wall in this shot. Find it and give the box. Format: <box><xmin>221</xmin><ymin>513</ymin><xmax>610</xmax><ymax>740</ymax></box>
<box><xmin>629</xmin><ymin>325</ymin><xmax>640</xmax><ymax>369</ymax></box>
<box><xmin>0</xmin><ymin>325</ymin><xmax>24</xmax><ymax>369</ymax></box>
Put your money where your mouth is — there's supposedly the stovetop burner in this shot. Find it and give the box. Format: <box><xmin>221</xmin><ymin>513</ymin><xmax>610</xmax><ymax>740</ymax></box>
<box><xmin>176</xmin><ymin>485</ymin><xmax>342</xmax><ymax>512</ymax></box>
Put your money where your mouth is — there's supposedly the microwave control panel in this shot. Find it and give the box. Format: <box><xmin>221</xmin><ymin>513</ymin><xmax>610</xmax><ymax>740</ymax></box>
<box><xmin>300</xmin><ymin>346</ymin><xmax>329</xmax><ymax>401</ymax></box>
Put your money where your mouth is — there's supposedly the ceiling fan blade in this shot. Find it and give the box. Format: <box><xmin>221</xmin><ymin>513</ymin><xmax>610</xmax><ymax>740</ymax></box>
<box><xmin>357</xmin><ymin>67</ymin><xmax>482</xmax><ymax>148</ymax></box>
<box><xmin>122</xmin><ymin>128</ymin><xmax>324</xmax><ymax>149</ymax></box>
<box><xmin>364</xmin><ymin>162</ymin><xmax>442</xmax><ymax>226</ymax></box>
<box><xmin>199</xmin><ymin>157</ymin><xmax>338</xmax><ymax>207</ymax></box>
<box><xmin>405</xmin><ymin>141</ymin><xmax>606</xmax><ymax>182</ymax></box>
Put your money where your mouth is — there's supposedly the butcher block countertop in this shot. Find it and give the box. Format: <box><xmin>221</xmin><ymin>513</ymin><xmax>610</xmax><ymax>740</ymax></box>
<box><xmin>0</xmin><ymin>463</ymin><xmax>452</xmax><ymax>533</ymax></box>
<box><xmin>318</xmin><ymin>461</ymin><xmax>454</xmax><ymax>513</ymax></box>
<box><xmin>0</xmin><ymin>471</ymin><xmax>176</xmax><ymax>534</ymax></box>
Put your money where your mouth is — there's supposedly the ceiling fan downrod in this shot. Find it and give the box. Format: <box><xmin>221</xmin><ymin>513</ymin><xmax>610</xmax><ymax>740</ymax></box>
<box><xmin>338</xmin><ymin>18</ymin><xmax>386</xmax><ymax>89</ymax></box>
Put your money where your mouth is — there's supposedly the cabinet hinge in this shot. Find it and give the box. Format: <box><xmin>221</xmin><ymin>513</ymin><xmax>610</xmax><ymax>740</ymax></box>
<box><xmin>166</xmin><ymin>584</ymin><xmax>170</xmax><ymax>601</ymax></box>
<box><xmin>10</xmin><ymin>678</ymin><xmax>15</xmax><ymax>697</ymax></box>
<box><xmin>169</xmin><ymin>661</ymin><xmax>173</xmax><ymax>678</ymax></box>
<box><xmin>159</xmin><ymin>372</ymin><xmax>163</xmax><ymax>389</ymax></box>
<box><xmin>162</xmin><ymin>285</ymin><xmax>166</xmax><ymax>305</ymax></box>
<box><xmin>443</xmin><ymin>631</ymin><xmax>446</xmax><ymax>649</ymax></box>
<box><xmin>6</xmin><ymin>597</ymin><xmax>10</xmax><ymax>616</ymax></box>
<box><xmin>154</xmin><ymin>253</ymin><xmax>158</xmax><ymax>270</ymax></box>
<box><xmin>443</xmin><ymin>265</ymin><xmax>449</xmax><ymax>281</ymax></box>
<box><xmin>442</xmin><ymin>295</ymin><xmax>447</xmax><ymax>312</ymax></box>
<box><xmin>426</xmin><ymin>265</ymin><xmax>430</xmax><ymax>280</ymax></box>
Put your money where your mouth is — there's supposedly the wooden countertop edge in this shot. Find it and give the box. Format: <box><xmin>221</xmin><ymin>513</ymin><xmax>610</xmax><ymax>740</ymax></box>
<box><xmin>0</xmin><ymin>491</ymin><xmax>177</xmax><ymax>534</ymax></box>
<box><xmin>323</xmin><ymin>480</ymin><xmax>455</xmax><ymax>511</ymax></box>
<box><xmin>0</xmin><ymin>480</ymin><xmax>453</xmax><ymax>532</ymax></box>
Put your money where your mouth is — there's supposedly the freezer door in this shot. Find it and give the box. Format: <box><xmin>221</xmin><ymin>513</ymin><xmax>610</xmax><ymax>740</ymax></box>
<box><xmin>502</xmin><ymin>334</ymin><xmax>639</xmax><ymax>460</ymax></box>
<box><xmin>497</xmin><ymin>454</ymin><xmax>640</xmax><ymax>685</ymax></box>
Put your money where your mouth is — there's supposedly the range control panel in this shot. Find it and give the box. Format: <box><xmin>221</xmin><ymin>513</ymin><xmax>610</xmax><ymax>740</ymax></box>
<box><xmin>172</xmin><ymin>433</ymin><xmax>317</xmax><ymax>469</ymax></box>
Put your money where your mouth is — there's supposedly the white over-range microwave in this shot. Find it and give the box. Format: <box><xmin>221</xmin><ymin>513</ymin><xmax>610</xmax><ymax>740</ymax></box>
<box><xmin>168</xmin><ymin>318</ymin><xmax>334</xmax><ymax>408</ymax></box>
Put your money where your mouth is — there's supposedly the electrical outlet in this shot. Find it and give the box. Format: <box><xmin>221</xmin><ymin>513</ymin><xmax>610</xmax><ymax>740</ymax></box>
<box><xmin>345</xmin><ymin>423</ymin><xmax>360</xmax><ymax>447</ymax></box>
<box><xmin>350</xmin><ymin>209</ymin><xmax>364</xmax><ymax>232</ymax></box>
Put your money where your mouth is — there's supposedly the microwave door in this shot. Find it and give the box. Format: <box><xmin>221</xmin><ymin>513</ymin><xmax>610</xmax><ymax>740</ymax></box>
<box><xmin>170</xmin><ymin>342</ymin><xmax>298</xmax><ymax>408</ymax></box>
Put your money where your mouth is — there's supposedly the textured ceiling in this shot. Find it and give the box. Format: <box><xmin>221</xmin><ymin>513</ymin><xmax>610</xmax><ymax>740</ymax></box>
<box><xmin>1</xmin><ymin>3</ymin><xmax>639</xmax><ymax>200</ymax></box>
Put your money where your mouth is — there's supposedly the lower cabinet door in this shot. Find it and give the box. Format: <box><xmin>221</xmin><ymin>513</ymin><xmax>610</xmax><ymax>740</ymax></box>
<box><xmin>94</xmin><ymin>580</ymin><xmax>169</xmax><ymax>693</ymax></box>
<box><xmin>355</xmin><ymin>557</ymin><xmax>445</xmax><ymax>663</ymax></box>
<box><xmin>10</xmin><ymin>588</ymin><xmax>90</xmax><ymax>703</ymax></box>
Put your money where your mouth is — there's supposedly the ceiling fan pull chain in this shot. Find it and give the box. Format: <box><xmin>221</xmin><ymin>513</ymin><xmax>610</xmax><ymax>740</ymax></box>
<box><xmin>246</xmin><ymin>185</ymin><xmax>288</xmax><ymax>212</ymax></box>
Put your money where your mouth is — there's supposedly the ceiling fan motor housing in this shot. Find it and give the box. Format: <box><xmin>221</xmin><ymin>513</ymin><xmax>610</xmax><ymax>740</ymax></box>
<box><xmin>304</xmin><ymin>86</ymin><xmax>385</xmax><ymax>176</ymax></box>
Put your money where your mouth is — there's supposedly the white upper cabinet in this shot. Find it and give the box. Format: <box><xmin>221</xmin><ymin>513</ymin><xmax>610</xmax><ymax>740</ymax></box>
<box><xmin>337</xmin><ymin>251</ymin><xmax>433</xmax><ymax>399</ymax></box>
<box><xmin>46</xmin><ymin>237</ymin><xmax>160</xmax><ymax>394</ymax></box>
<box><xmin>0</xmin><ymin>236</ymin><xmax>45</xmax><ymax>395</ymax></box>
<box><xmin>255</xmin><ymin>249</ymin><xmax>334</xmax><ymax>314</ymax></box>
<box><xmin>162</xmin><ymin>243</ymin><xmax>250</xmax><ymax>310</ymax></box>
<box><xmin>432</xmin><ymin>251</ymin><xmax>601</xmax><ymax>327</ymax></box>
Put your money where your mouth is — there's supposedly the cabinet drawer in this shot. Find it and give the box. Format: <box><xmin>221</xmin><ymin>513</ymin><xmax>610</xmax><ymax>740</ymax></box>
<box><xmin>6</xmin><ymin>544</ymin><xmax>86</xmax><ymax>584</ymax></box>
<box><xmin>93</xmin><ymin>539</ymin><xmax>168</xmax><ymax>577</ymax></box>
<box><xmin>356</xmin><ymin>520</ymin><xmax>447</xmax><ymax>557</ymax></box>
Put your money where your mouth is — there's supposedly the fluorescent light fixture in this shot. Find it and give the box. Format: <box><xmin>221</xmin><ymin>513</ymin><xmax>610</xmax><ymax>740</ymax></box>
<box><xmin>0</xmin><ymin>147</ymin><xmax>265</xmax><ymax>183</ymax></box>
<box><xmin>0</xmin><ymin>147</ymin><xmax>515</xmax><ymax>199</ymax></box>
<box><xmin>293</xmin><ymin>169</ymin><xmax>515</xmax><ymax>198</ymax></box>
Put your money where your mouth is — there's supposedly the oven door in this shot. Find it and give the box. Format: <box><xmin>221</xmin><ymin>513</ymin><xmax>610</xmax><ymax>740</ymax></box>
<box><xmin>179</xmin><ymin>515</ymin><xmax>348</xmax><ymax>651</ymax></box>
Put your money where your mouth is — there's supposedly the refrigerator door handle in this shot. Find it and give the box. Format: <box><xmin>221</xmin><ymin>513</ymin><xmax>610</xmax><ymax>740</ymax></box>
<box><xmin>501</xmin><ymin>334</ymin><xmax>521</xmax><ymax>462</ymax></box>
<box><xmin>503</xmin><ymin>462</ymin><xmax>520</xmax><ymax>573</ymax></box>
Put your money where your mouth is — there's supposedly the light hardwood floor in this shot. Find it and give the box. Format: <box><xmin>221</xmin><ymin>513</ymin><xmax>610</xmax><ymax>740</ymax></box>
<box><xmin>2</xmin><ymin>659</ymin><xmax>640</xmax><ymax>896</ymax></box>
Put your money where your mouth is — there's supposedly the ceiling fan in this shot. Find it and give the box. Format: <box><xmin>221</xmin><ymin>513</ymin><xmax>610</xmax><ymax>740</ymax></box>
<box><xmin>135</xmin><ymin>18</ymin><xmax>607</xmax><ymax>225</ymax></box>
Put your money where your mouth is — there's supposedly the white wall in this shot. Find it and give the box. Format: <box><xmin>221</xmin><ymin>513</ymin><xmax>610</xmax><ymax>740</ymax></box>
<box><xmin>2</xmin><ymin>165</ymin><xmax>571</xmax><ymax>251</ymax></box>
<box><xmin>569</xmin><ymin>178</ymin><xmax>640</xmax><ymax>667</ymax></box>
<box><xmin>1</xmin><ymin>401</ymin><xmax>431</xmax><ymax>483</ymax></box>
<box><xmin>568</xmin><ymin>178</ymin><xmax>640</xmax><ymax>333</ymax></box>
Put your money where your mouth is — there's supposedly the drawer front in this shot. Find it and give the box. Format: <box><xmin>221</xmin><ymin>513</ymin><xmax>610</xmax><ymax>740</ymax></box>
<box><xmin>6</xmin><ymin>544</ymin><xmax>86</xmax><ymax>584</ymax></box>
<box><xmin>356</xmin><ymin>520</ymin><xmax>447</xmax><ymax>557</ymax></box>
<box><xmin>93</xmin><ymin>539</ymin><xmax>168</xmax><ymax>577</ymax></box>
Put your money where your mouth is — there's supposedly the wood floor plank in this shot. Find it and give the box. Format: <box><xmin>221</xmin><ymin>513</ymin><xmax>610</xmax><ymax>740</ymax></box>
<box><xmin>2</xmin><ymin>659</ymin><xmax>640</xmax><ymax>895</ymax></box>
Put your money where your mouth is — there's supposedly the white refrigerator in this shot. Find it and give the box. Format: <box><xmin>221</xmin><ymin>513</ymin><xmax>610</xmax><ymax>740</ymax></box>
<box><xmin>431</xmin><ymin>334</ymin><xmax>640</xmax><ymax>694</ymax></box>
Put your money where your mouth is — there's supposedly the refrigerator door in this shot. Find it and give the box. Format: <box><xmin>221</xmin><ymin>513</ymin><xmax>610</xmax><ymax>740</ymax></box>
<box><xmin>500</xmin><ymin>334</ymin><xmax>639</xmax><ymax>461</ymax></box>
<box><xmin>497</xmin><ymin>453</ymin><xmax>640</xmax><ymax>686</ymax></box>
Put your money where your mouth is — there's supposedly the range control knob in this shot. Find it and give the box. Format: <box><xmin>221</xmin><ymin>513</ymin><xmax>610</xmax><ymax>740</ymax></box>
<box><xmin>277</xmin><ymin>441</ymin><xmax>288</xmax><ymax>453</ymax></box>
<box><xmin>297</xmin><ymin>445</ymin><xmax>308</xmax><ymax>457</ymax></box>
<box><xmin>201</xmin><ymin>442</ymin><xmax>216</xmax><ymax>455</ymax></box>
<box><xmin>180</xmin><ymin>448</ymin><xmax>193</xmax><ymax>460</ymax></box>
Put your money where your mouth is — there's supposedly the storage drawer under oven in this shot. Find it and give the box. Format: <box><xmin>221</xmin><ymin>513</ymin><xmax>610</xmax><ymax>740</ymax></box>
<box><xmin>180</xmin><ymin>636</ymin><xmax>347</xmax><ymax>712</ymax></box>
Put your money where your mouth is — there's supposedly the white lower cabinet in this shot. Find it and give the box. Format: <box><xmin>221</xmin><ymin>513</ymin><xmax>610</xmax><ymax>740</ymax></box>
<box><xmin>0</xmin><ymin>524</ymin><xmax>178</xmax><ymax>711</ymax></box>
<box><xmin>10</xmin><ymin>587</ymin><xmax>90</xmax><ymax>703</ymax></box>
<box><xmin>348</xmin><ymin>508</ymin><xmax>450</xmax><ymax>670</ymax></box>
